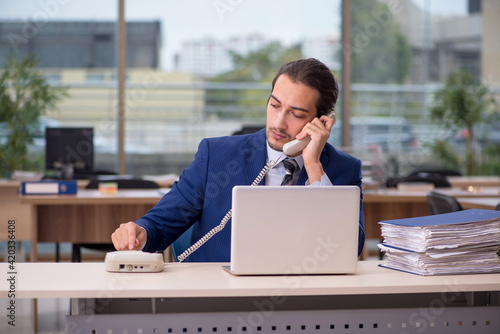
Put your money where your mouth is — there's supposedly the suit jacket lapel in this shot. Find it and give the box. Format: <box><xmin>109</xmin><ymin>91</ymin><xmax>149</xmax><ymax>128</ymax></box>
<box><xmin>241</xmin><ymin>129</ymin><xmax>267</xmax><ymax>186</ymax></box>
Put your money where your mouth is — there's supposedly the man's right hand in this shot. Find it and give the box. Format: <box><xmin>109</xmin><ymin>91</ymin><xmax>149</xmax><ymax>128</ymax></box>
<box><xmin>111</xmin><ymin>221</ymin><xmax>147</xmax><ymax>251</ymax></box>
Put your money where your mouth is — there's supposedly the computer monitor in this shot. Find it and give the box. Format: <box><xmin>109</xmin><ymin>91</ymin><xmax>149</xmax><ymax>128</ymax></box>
<box><xmin>45</xmin><ymin>127</ymin><xmax>94</xmax><ymax>179</ymax></box>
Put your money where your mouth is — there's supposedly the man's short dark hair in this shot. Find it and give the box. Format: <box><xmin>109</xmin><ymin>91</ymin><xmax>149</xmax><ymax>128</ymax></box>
<box><xmin>271</xmin><ymin>58</ymin><xmax>339</xmax><ymax>117</ymax></box>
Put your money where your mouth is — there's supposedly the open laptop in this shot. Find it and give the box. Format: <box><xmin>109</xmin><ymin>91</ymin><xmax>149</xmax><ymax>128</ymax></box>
<box><xmin>226</xmin><ymin>185</ymin><xmax>360</xmax><ymax>275</ymax></box>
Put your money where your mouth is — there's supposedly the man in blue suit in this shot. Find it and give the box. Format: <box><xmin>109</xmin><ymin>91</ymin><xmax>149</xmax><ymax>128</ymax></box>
<box><xmin>112</xmin><ymin>58</ymin><xmax>365</xmax><ymax>261</ymax></box>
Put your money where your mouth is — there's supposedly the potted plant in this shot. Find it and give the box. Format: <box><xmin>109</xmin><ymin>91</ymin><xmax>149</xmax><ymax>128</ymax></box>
<box><xmin>0</xmin><ymin>55</ymin><xmax>68</xmax><ymax>177</ymax></box>
<box><xmin>428</xmin><ymin>70</ymin><xmax>499</xmax><ymax>175</ymax></box>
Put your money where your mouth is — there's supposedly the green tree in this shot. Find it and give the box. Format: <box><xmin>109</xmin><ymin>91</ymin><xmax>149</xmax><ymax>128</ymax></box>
<box><xmin>207</xmin><ymin>42</ymin><xmax>303</xmax><ymax>121</ymax></box>
<box><xmin>213</xmin><ymin>41</ymin><xmax>303</xmax><ymax>83</ymax></box>
<box><xmin>429</xmin><ymin>70</ymin><xmax>499</xmax><ymax>175</ymax></box>
<box><xmin>0</xmin><ymin>55</ymin><xmax>68</xmax><ymax>175</ymax></box>
<box><xmin>348</xmin><ymin>0</ymin><xmax>413</xmax><ymax>83</ymax></box>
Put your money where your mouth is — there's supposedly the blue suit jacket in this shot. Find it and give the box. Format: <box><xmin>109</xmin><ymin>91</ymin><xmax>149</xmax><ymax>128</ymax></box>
<box><xmin>136</xmin><ymin>129</ymin><xmax>365</xmax><ymax>261</ymax></box>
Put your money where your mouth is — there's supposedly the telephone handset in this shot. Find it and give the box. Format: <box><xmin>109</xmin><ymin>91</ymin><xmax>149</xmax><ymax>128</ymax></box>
<box><xmin>282</xmin><ymin>112</ymin><xmax>336</xmax><ymax>156</ymax></box>
<box><xmin>176</xmin><ymin>111</ymin><xmax>336</xmax><ymax>262</ymax></box>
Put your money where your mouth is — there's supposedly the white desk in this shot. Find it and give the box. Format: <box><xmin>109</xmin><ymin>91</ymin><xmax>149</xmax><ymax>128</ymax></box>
<box><xmin>3</xmin><ymin>260</ymin><xmax>499</xmax><ymax>298</ymax></box>
<box><xmin>458</xmin><ymin>197</ymin><xmax>500</xmax><ymax>210</ymax></box>
<box><xmin>1</xmin><ymin>261</ymin><xmax>499</xmax><ymax>333</ymax></box>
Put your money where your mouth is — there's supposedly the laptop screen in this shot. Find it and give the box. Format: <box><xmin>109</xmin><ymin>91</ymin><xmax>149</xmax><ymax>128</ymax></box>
<box><xmin>229</xmin><ymin>186</ymin><xmax>360</xmax><ymax>275</ymax></box>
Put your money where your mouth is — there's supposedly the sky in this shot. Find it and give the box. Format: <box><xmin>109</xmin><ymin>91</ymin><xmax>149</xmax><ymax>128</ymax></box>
<box><xmin>0</xmin><ymin>0</ymin><xmax>467</xmax><ymax>71</ymax></box>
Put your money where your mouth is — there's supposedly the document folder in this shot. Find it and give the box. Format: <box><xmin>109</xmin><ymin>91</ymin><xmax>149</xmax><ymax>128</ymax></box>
<box><xmin>21</xmin><ymin>180</ymin><xmax>78</xmax><ymax>195</ymax></box>
<box><xmin>378</xmin><ymin>209</ymin><xmax>500</xmax><ymax>275</ymax></box>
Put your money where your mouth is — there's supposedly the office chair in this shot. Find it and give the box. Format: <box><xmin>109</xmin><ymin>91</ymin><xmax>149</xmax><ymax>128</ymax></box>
<box><xmin>71</xmin><ymin>178</ymin><xmax>160</xmax><ymax>262</ymax></box>
<box><xmin>407</xmin><ymin>168</ymin><xmax>461</xmax><ymax>178</ymax></box>
<box><xmin>171</xmin><ymin>225</ymin><xmax>194</xmax><ymax>262</ymax></box>
<box><xmin>387</xmin><ymin>172</ymin><xmax>452</xmax><ymax>188</ymax></box>
<box><xmin>231</xmin><ymin>125</ymin><xmax>265</xmax><ymax>136</ymax></box>
<box><xmin>85</xmin><ymin>178</ymin><xmax>160</xmax><ymax>189</ymax></box>
<box><xmin>426</xmin><ymin>191</ymin><xmax>463</xmax><ymax>215</ymax></box>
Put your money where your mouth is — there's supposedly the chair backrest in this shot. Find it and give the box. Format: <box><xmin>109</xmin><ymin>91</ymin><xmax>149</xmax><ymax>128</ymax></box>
<box><xmin>231</xmin><ymin>126</ymin><xmax>264</xmax><ymax>136</ymax></box>
<box><xmin>86</xmin><ymin>178</ymin><xmax>159</xmax><ymax>189</ymax></box>
<box><xmin>406</xmin><ymin>173</ymin><xmax>452</xmax><ymax>188</ymax></box>
<box><xmin>496</xmin><ymin>202</ymin><xmax>500</xmax><ymax>211</ymax></box>
<box><xmin>171</xmin><ymin>225</ymin><xmax>194</xmax><ymax>261</ymax></box>
<box><xmin>426</xmin><ymin>191</ymin><xmax>463</xmax><ymax>215</ymax></box>
<box><xmin>387</xmin><ymin>173</ymin><xmax>452</xmax><ymax>188</ymax></box>
<box><xmin>408</xmin><ymin>168</ymin><xmax>462</xmax><ymax>178</ymax></box>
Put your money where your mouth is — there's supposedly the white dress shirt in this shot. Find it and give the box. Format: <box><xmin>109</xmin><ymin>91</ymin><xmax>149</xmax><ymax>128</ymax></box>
<box><xmin>265</xmin><ymin>141</ymin><xmax>332</xmax><ymax>186</ymax></box>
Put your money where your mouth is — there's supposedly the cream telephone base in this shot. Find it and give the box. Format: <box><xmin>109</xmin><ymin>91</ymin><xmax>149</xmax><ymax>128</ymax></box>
<box><xmin>104</xmin><ymin>250</ymin><xmax>164</xmax><ymax>273</ymax></box>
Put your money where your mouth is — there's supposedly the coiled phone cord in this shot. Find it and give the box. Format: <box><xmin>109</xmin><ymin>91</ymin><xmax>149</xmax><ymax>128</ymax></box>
<box><xmin>177</xmin><ymin>155</ymin><xmax>283</xmax><ymax>262</ymax></box>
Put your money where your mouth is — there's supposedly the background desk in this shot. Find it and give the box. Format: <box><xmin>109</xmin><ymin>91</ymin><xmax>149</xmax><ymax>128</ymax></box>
<box><xmin>363</xmin><ymin>187</ymin><xmax>500</xmax><ymax>240</ymax></box>
<box><xmin>1</xmin><ymin>178</ymin><xmax>174</xmax><ymax>243</ymax></box>
<box><xmin>20</xmin><ymin>189</ymin><xmax>164</xmax><ymax>261</ymax></box>
<box><xmin>458</xmin><ymin>197</ymin><xmax>500</xmax><ymax>210</ymax></box>
<box><xmin>447</xmin><ymin>176</ymin><xmax>500</xmax><ymax>188</ymax></box>
<box><xmin>19</xmin><ymin>186</ymin><xmax>500</xmax><ymax>261</ymax></box>
<box><xmin>0</xmin><ymin>180</ymin><xmax>38</xmax><ymax>241</ymax></box>
<box><xmin>1</xmin><ymin>180</ymin><xmax>88</xmax><ymax>242</ymax></box>
<box><xmin>363</xmin><ymin>189</ymin><xmax>428</xmax><ymax>239</ymax></box>
<box><xmin>1</xmin><ymin>261</ymin><xmax>499</xmax><ymax>333</ymax></box>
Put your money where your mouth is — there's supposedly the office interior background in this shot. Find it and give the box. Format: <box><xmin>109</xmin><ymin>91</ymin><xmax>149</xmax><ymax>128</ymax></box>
<box><xmin>1</xmin><ymin>1</ymin><xmax>500</xmax><ymax>332</ymax></box>
<box><xmin>1</xmin><ymin>0</ymin><xmax>498</xmax><ymax>183</ymax></box>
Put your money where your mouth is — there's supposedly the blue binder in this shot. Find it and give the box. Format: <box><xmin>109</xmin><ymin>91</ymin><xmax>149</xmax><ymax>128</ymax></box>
<box><xmin>20</xmin><ymin>180</ymin><xmax>78</xmax><ymax>195</ymax></box>
<box><xmin>379</xmin><ymin>209</ymin><xmax>500</xmax><ymax>227</ymax></box>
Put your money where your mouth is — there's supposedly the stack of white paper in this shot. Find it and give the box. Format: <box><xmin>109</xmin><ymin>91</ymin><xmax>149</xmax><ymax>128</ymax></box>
<box><xmin>378</xmin><ymin>209</ymin><xmax>500</xmax><ymax>275</ymax></box>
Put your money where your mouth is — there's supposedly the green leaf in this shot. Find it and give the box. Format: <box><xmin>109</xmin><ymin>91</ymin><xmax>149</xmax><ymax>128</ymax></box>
<box><xmin>0</xmin><ymin>54</ymin><xmax>68</xmax><ymax>175</ymax></box>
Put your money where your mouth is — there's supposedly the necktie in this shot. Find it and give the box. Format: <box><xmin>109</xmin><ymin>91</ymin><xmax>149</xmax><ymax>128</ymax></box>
<box><xmin>281</xmin><ymin>158</ymin><xmax>299</xmax><ymax>185</ymax></box>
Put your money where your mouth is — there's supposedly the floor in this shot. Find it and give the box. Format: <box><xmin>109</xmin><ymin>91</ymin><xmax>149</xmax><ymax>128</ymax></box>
<box><xmin>1</xmin><ymin>241</ymin><xmax>382</xmax><ymax>333</ymax></box>
<box><xmin>0</xmin><ymin>298</ymin><xmax>68</xmax><ymax>333</ymax></box>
